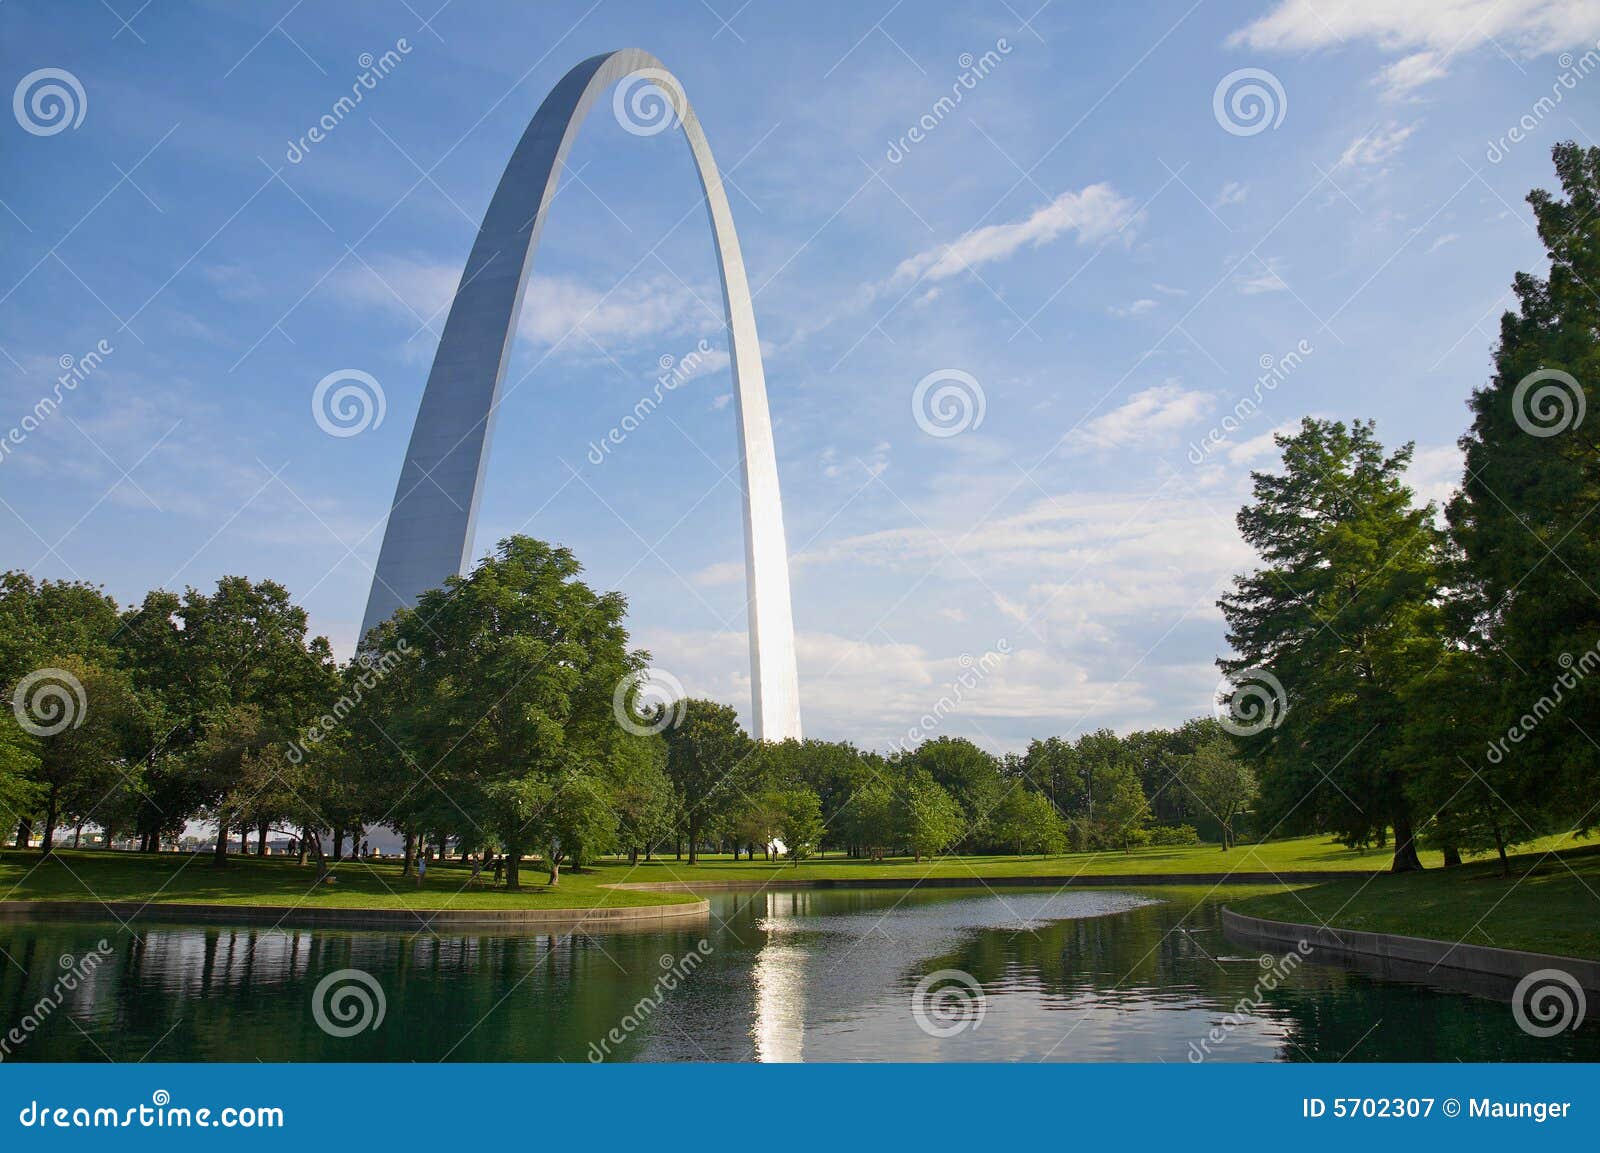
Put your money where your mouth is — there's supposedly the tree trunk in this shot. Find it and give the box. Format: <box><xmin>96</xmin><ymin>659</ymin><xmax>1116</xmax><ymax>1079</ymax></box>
<box><xmin>257</xmin><ymin>820</ymin><xmax>269</xmax><ymax>856</ymax></box>
<box><xmin>332</xmin><ymin>829</ymin><xmax>345</xmax><ymax>862</ymax></box>
<box><xmin>1442</xmin><ymin>844</ymin><xmax>1462</xmax><ymax>868</ymax></box>
<box><xmin>402</xmin><ymin>831</ymin><xmax>416</xmax><ymax>876</ymax></box>
<box><xmin>212</xmin><ymin>817</ymin><xmax>229</xmax><ymax>867</ymax></box>
<box><xmin>687</xmin><ymin>817</ymin><xmax>700</xmax><ymax>864</ymax></box>
<box><xmin>73</xmin><ymin>823</ymin><xmax>83</xmax><ymax>849</ymax></box>
<box><xmin>14</xmin><ymin>818</ymin><xmax>30</xmax><ymax>848</ymax></box>
<box><xmin>547</xmin><ymin>854</ymin><xmax>561</xmax><ymax>886</ymax></box>
<box><xmin>1494</xmin><ymin>827</ymin><xmax>1509</xmax><ymax>875</ymax></box>
<box><xmin>505</xmin><ymin>850</ymin><xmax>521</xmax><ymax>891</ymax></box>
<box><xmin>1389</xmin><ymin>802</ymin><xmax>1423</xmax><ymax>873</ymax></box>
<box><xmin>40</xmin><ymin>788</ymin><xmax>59</xmax><ymax>854</ymax></box>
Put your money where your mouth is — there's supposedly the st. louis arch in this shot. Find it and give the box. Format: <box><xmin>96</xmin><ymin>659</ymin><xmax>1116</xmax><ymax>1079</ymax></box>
<box><xmin>361</xmin><ymin>49</ymin><xmax>802</xmax><ymax>739</ymax></box>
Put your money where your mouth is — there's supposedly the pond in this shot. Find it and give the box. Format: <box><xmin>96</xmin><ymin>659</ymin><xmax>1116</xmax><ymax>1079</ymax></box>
<box><xmin>2</xmin><ymin>886</ymin><xmax>1595</xmax><ymax>1061</ymax></box>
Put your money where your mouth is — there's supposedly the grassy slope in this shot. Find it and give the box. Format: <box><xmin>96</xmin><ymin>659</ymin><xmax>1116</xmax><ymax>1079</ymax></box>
<box><xmin>0</xmin><ymin>850</ymin><xmax>699</xmax><ymax>912</ymax></box>
<box><xmin>1228</xmin><ymin>843</ymin><xmax>1600</xmax><ymax>960</ymax></box>
<box><xmin>598</xmin><ymin>829</ymin><xmax>1588</xmax><ymax>885</ymax></box>
<box><xmin>1</xmin><ymin>831</ymin><xmax>1589</xmax><ymax>921</ymax></box>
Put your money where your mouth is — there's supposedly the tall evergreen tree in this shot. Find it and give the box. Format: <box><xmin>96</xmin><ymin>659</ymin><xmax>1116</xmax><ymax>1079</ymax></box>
<box><xmin>1219</xmin><ymin>418</ymin><xmax>1446</xmax><ymax>871</ymax></box>
<box><xmin>1447</xmin><ymin>142</ymin><xmax>1600</xmax><ymax>833</ymax></box>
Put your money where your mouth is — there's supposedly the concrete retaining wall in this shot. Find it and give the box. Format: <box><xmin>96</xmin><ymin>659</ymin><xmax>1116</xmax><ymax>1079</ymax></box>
<box><xmin>1222</xmin><ymin>907</ymin><xmax>1600</xmax><ymax>994</ymax></box>
<box><xmin>0</xmin><ymin>897</ymin><xmax>709</xmax><ymax>933</ymax></box>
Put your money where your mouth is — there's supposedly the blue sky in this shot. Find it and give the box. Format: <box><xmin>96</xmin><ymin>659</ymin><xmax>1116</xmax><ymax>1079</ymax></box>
<box><xmin>2</xmin><ymin>0</ymin><xmax>1596</xmax><ymax>752</ymax></box>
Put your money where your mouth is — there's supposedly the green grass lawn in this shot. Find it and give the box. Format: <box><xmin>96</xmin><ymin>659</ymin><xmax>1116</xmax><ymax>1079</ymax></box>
<box><xmin>0</xmin><ymin>849</ymin><xmax>700</xmax><ymax>912</ymax></box>
<box><xmin>2</xmin><ymin>830</ymin><xmax>1591</xmax><ymax>923</ymax></box>
<box><xmin>1227</xmin><ymin>843</ymin><xmax>1600</xmax><ymax>960</ymax></box>
<box><xmin>592</xmin><ymin>829</ymin><xmax>1590</xmax><ymax>886</ymax></box>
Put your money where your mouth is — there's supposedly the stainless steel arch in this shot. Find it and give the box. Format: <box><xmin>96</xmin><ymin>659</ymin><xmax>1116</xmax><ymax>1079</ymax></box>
<box><xmin>360</xmin><ymin>49</ymin><xmax>802</xmax><ymax>739</ymax></box>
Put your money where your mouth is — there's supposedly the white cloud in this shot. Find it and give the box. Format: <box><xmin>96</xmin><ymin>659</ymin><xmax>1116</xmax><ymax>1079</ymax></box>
<box><xmin>1231</xmin><ymin>1</ymin><xmax>1600</xmax><ymax>95</ymax></box>
<box><xmin>1065</xmin><ymin>383</ymin><xmax>1212</xmax><ymax>451</ymax></box>
<box><xmin>1213</xmin><ymin>181</ymin><xmax>1249</xmax><ymax>208</ymax></box>
<box><xmin>1406</xmin><ymin>443</ymin><xmax>1464</xmax><ymax>508</ymax></box>
<box><xmin>1110</xmin><ymin>298</ymin><xmax>1158</xmax><ymax>317</ymax></box>
<box><xmin>1234</xmin><ymin>256</ymin><xmax>1289</xmax><ymax>295</ymax></box>
<box><xmin>889</xmin><ymin>183</ymin><xmax>1139</xmax><ymax>286</ymax></box>
<box><xmin>1428</xmin><ymin>232</ymin><xmax>1460</xmax><ymax>253</ymax></box>
<box><xmin>1338</xmin><ymin>121</ymin><xmax>1418</xmax><ymax>169</ymax></box>
<box><xmin>332</xmin><ymin>257</ymin><xmax>716</xmax><ymax>348</ymax></box>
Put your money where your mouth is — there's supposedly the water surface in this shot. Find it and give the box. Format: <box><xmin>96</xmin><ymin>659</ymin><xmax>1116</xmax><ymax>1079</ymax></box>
<box><xmin>2</xmin><ymin>886</ymin><xmax>1594</xmax><ymax>1061</ymax></box>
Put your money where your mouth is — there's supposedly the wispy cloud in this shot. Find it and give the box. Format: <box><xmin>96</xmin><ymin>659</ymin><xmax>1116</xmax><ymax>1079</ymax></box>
<box><xmin>1065</xmin><ymin>382</ymin><xmax>1211</xmax><ymax>451</ymax></box>
<box><xmin>888</xmin><ymin>183</ymin><xmax>1139</xmax><ymax>287</ymax></box>
<box><xmin>1231</xmin><ymin>0</ymin><xmax>1600</xmax><ymax>96</ymax></box>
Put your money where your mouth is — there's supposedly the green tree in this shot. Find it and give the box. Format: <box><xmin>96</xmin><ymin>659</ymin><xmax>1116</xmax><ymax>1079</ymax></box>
<box><xmin>991</xmin><ymin>787</ymin><xmax>1065</xmax><ymax>856</ymax></box>
<box><xmin>774</xmin><ymin>785</ymin><xmax>824</xmax><ymax>864</ymax></box>
<box><xmin>1219</xmin><ymin>418</ymin><xmax>1447</xmax><ymax>872</ymax></box>
<box><xmin>661</xmin><ymin>698</ymin><xmax>751</xmax><ymax>864</ymax></box>
<box><xmin>17</xmin><ymin>657</ymin><xmax>143</xmax><ymax>853</ymax></box>
<box><xmin>1179</xmin><ymin>735</ymin><xmax>1256</xmax><ymax>850</ymax></box>
<box><xmin>1446</xmin><ymin>142</ymin><xmax>1600</xmax><ymax>834</ymax></box>
<box><xmin>390</xmin><ymin>537</ymin><xmax>640</xmax><ymax>890</ymax></box>
<box><xmin>895</xmin><ymin>770</ymin><xmax>965</xmax><ymax>861</ymax></box>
